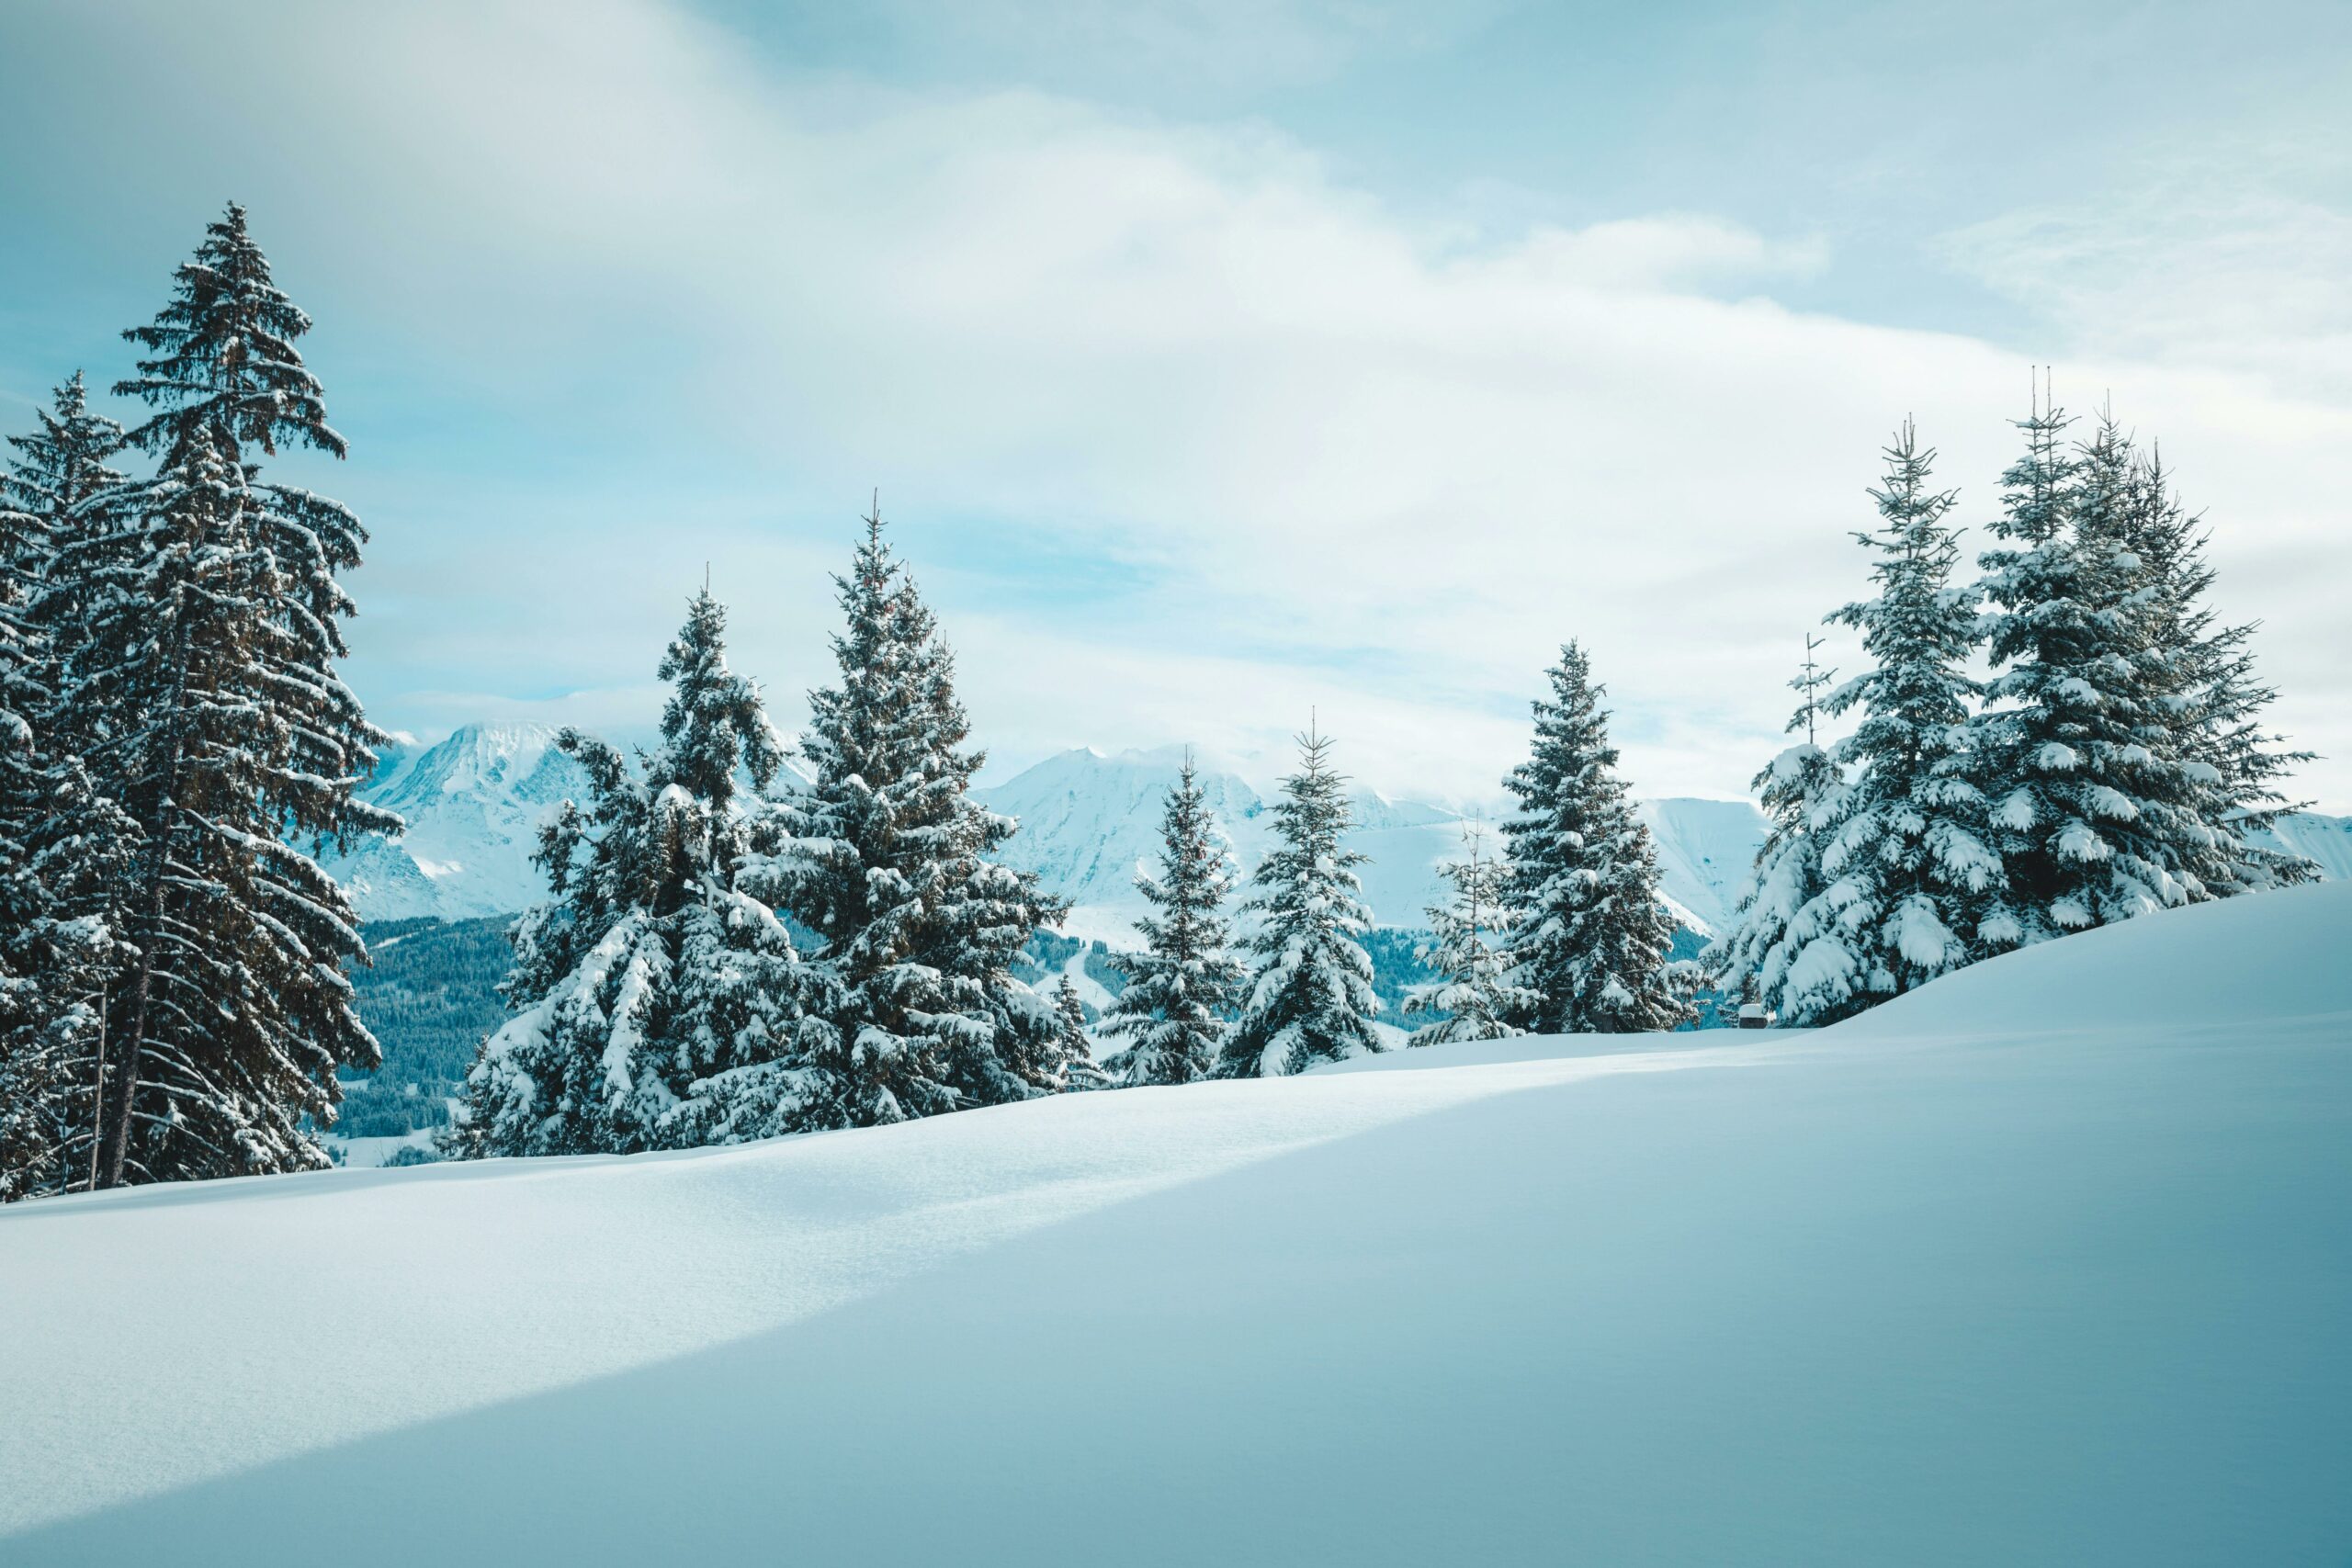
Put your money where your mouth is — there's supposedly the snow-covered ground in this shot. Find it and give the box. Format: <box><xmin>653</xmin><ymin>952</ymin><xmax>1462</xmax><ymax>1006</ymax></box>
<box><xmin>5</xmin><ymin>883</ymin><xmax>2347</xmax><ymax>1563</ymax></box>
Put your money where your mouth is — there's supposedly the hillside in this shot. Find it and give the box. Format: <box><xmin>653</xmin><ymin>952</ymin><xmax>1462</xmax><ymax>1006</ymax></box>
<box><xmin>6</xmin><ymin>884</ymin><xmax>2346</xmax><ymax>1563</ymax></box>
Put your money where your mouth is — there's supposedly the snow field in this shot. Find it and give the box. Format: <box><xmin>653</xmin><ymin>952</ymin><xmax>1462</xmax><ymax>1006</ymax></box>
<box><xmin>3</xmin><ymin>883</ymin><xmax>2348</xmax><ymax>1564</ymax></box>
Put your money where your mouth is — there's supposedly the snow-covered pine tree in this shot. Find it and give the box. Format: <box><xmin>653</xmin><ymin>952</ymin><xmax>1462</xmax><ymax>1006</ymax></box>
<box><xmin>764</xmin><ymin>502</ymin><xmax>1069</xmax><ymax>1130</ymax></box>
<box><xmin>1498</xmin><ymin>644</ymin><xmax>1692</xmax><ymax>1034</ymax></box>
<box><xmin>458</xmin><ymin>590</ymin><xmax>821</xmax><ymax>1156</ymax></box>
<box><xmin>1101</xmin><ymin>753</ymin><xmax>1243</xmax><ymax>1087</ymax></box>
<box><xmin>1705</xmin><ymin>636</ymin><xmax>1851</xmax><ymax>1024</ymax></box>
<box><xmin>53</xmin><ymin>207</ymin><xmax>397</xmax><ymax>1188</ymax></box>
<box><xmin>1401</xmin><ymin>818</ymin><xmax>1529</xmax><ymax>1045</ymax></box>
<box><xmin>1216</xmin><ymin>726</ymin><xmax>1383</xmax><ymax>1077</ymax></box>
<box><xmin>1973</xmin><ymin>395</ymin><xmax>2222</xmax><ymax>938</ymax></box>
<box><xmin>1050</xmin><ymin>974</ymin><xmax>1108</xmax><ymax>1089</ymax></box>
<box><xmin>1800</xmin><ymin>421</ymin><xmax>2010</xmax><ymax>1020</ymax></box>
<box><xmin>0</xmin><ymin>384</ymin><xmax>136</xmax><ymax>1201</ymax></box>
<box><xmin>2120</xmin><ymin>446</ymin><xmax>2316</xmax><ymax>891</ymax></box>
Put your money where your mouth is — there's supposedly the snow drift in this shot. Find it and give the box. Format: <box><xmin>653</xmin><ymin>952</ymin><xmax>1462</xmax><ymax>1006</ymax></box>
<box><xmin>3</xmin><ymin>886</ymin><xmax>2347</xmax><ymax>1564</ymax></box>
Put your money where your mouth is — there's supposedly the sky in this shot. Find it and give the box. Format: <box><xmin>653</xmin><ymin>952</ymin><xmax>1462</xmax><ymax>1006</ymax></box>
<box><xmin>1</xmin><ymin>0</ymin><xmax>2348</xmax><ymax>808</ymax></box>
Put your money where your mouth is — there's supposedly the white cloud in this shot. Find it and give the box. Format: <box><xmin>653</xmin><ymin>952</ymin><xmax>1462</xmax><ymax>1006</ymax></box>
<box><xmin>7</xmin><ymin>0</ymin><xmax>2350</xmax><ymax>807</ymax></box>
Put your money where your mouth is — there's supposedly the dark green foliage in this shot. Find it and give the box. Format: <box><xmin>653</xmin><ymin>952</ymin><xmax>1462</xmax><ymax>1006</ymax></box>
<box><xmin>1498</xmin><ymin>644</ymin><xmax>1694</xmax><ymax>1035</ymax></box>
<box><xmin>336</xmin><ymin>917</ymin><xmax>513</xmax><ymax>1137</ymax></box>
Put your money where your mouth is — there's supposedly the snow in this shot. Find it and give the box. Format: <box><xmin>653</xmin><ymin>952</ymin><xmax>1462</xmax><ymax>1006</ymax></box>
<box><xmin>978</xmin><ymin>747</ymin><xmax>1762</xmax><ymax>942</ymax></box>
<box><xmin>319</xmin><ymin>723</ymin><xmax>588</xmax><ymax>919</ymax></box>
<box><xmin>5</xmin><ymin>884</ymin><xmax>2348</xmax><ymax>1562</ymax></box>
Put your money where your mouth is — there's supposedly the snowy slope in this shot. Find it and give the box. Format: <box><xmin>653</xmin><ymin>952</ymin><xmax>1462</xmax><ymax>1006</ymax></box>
<box><xmin>6</xmin><ymin>885</ymin><xmax>2348</xmax><ymax>1564</ymax></box>
<box><xmin>1635</xmin><ymin>795</ymin><xmax>1768</xmax><ymax>932</ymax></box>
<box><xmin>322</xmin><ymin>724</ymin><xmax>590</xmax><ymax>919</ymax></box>
<box><xmin>977</xmin><ymin>747</ymin><xmax>1765</xmax><ymax>942</ymax></box>
<box><xmin>2253</xmin><ymin>808</ymin><xmax>2352</xmax><ymax>882</ymax></box>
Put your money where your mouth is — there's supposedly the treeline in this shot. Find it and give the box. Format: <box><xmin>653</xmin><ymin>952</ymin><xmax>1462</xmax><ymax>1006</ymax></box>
<box><xmin>442</xmin><ymin>528</ymin><xmax>1694</xmax><ymax>1154</ymax></box>
<box><xmin>1</xmin><ymin>206</ymin><xmax>391</xmax><ymax>1200</ymax></box>
<box><xmin>1707</xmin><ymin>400</ymin><xmax>2312</xmax><ymax>1025</ymax></box>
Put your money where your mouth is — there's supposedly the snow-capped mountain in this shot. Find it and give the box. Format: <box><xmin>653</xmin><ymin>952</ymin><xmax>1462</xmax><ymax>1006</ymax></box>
<box><xmin>976</xmin><ymin>746</ymin><xmax>1770</xmax><ymax>943</ymax></box>
<box><xmin>323</xmin><ymin>724</ymin><xmax>589</xmax><ymax>919</ymax></box>
<box><xmin>326</xmin><ymin>726</ymin><xmax>2349</xmax><ymax>937</ymax></box>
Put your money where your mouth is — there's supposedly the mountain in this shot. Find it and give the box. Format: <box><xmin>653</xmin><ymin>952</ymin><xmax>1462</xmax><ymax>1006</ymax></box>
<box><xmin>325</xmin><ymin>727</ymin><xmax>2346</xmax><ymax>939</ymax></box>
<box><xmin>322</xmin><ymin>724</ymin><xmax>589</xmax><ymax>920</ymax></box>
<box><xmin>2253</xmin><ymin>810</ymin><xmax>2352</xmax><ymax>882</ymax></box>
<box><xmin>975</xmin><ymin>746</ymin><xmax>1769</xmax><ymax>942</ymax></box>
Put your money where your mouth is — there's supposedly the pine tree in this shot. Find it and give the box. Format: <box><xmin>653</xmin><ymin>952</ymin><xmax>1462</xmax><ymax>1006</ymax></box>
<box><xmin>1706</xmin><ymin>636</ymin><xmax>1851</xmax><ymax>1023</ymax></box>
<box><xmin>2120</xmin><ymin>446</ymin><xmax>2316</xmax><ymax>892</ymax></box>
<box><xmin>1101</xmin><ymin>754</ymin><xmax>1242</xmax><ymax>1086</ymax></box>
<box><xmin>0</xmin><ymin>382</ymin><xmax>136</xmax><ymax>1200</ymax></box>
<box><xmin>458</xmin><ymin>591</ymin><xmax>822</xmax><ymax>1156</ymax></box>
<box><xmin>1401</xmin><ymin>818</ymin><xmax>1529</xmax><ymax>1045</ymax></box>
<box><xmin>50</xmin><ymin>207</ymin><xmax>396</xmax><ymax>1187</ymax></box>
<box><xmin>1050</xmin><ymin>974</ymin><xmax>1107</xmax><ymax>1089</ymax></box>
<box><xmin>1973</xmin><ymin>395</ymin><xmax>2223</xmax><ymax>938</ymax></box>
<box><xmin>1216</xmin><ymin>726</ymin><xmax>1383</xmax><ymax>1077</ymax></box>
<box><xmin>1498</xmin><ymin>644</ymin><xmax>1692</xmax><ymax>1034</ymax></box>
<box><xmin>764</xmin><ymin>502</ymin><xmax>1069</xmax><ymax>1130</ymax></box>
<box><xmin>1801</xmin><ymin>421</ymin><xmax>2009</xmax><ymax>1018</ymax></box>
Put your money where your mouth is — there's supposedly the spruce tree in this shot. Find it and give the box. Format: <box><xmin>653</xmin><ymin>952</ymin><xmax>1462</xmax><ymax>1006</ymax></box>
<box><xmin>766</xmin><ymin>503</ymin><xmax>1069</xmax><ymax>1129</ymax></box>
<box><xmin>1498</xmin><ymin>644</ymin><xmax>1692</xmax><ymax>1034</ymax></box>
<box><xmin>1706</xmin><ymin>637</ymin><xmax>1852</xmax><ymax>1024</ymax></box>
<box><xmin>1803</xmin><ymin>421</ymin><xmax>2009</xmax><ymax>1016</ymax></box>
<box><xmin>458</xmin><ymin>591</ymin><xmax>821</xmax><ymax>1156</ymax></box>
<box><xmin>1050</xmin><ymin>974</ymin><xmax>1107</xmax><ymax>1089</ymax></box>
<box><xmin>51</xmin><ymin>207</ymin><xmax>396</xmax><ymax>1186</ymax></box>
<box><xmin>1101</xmin><ymin>754</ymin><xmax>1242</xmax><ymax>1086</ymax></box>
<box><xmin>1973</xmin><ymin>397</ymin><xmax>2222</xmax><ymax>937</ymax></box>
<box><xmin>1401</xmin><ymin>818</ymin><xmax>1530</xmax><ymax>1045</ymax></box>
<box><xmin>1216</xmin><ymin>726</ymin><xmax>1383</xmax><ymax>1077</ymax></box>
<box><xmin>2120</xmin><ymin>446</ymin><xmax>2316</xmax><ymax>892</ymax></box>
<box><xmin>0</xmin><ymin>385</ymin><xmax>135</xmax><ymax>1200</ymax></box>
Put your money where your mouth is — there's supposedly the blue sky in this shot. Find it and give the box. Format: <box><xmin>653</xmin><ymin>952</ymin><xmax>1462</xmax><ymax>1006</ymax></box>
<box><xmin>3</xmin><ymin>0</ymin><xmax>2348</xmax><ymax>807</ymax></box>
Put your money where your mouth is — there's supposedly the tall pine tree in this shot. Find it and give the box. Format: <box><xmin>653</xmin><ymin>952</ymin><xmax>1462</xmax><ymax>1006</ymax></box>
<box><xmin>1707</xmin><ymin>636</ymin><xmax>1852</xmax><ymax>1024</ymax></box>
<box><xmin>764</xmin><ymin>502</ymin><xmax>1073</xmax><ymax>1129</ymax></box>
<box><xmin>1401</xmin><ymin>818</ymin><xmax>1530</xmax><ymax>1045</ymax></box>
<box><xmin>1973</xmin><ymin>396</ymin><xmax>2222</xmax><ymax>937</ymax></box>
<box><xmin>2120</xmin><ymin>446</ymin><xmax>2315</xmax><ymax>892</ymax></box>
<box><xmin>0</xmin><ymin>379</ymin><xmax>136</xmax><ymax>1200</ymax></box>
<box><xmin>1804</xmin><ymin>421</ymin><xmax>2009</xmax><ymax>1016</ymax></box>
<box><xmin>1101</xmin><ymin>753</ymin><xmax>1242</xmax><ymax>1086</ymax></box>
<box><xmin>51</xmin><ymin>206</ymin><xmax>396</xmax><ymax>1187</ymax></box>
<box><xmin>1498</xmin><ymin>644</ymin><xmax>1691</xmax><ymax>1034</ymax></box>
<box><xmin>1216</xmin><ymin>726</ymin><xmax>1383</xmax><ymax>1077</ymax></box>
<box><xmin>458</xmin><ymin>590</ymin><xmax>822</xmax><ymax>1156</ymax></box>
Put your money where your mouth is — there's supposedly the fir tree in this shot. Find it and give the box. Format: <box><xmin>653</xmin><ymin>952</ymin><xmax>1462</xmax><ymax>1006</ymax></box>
<box><xmin>1101</xmin><ymin>754</ymin><xmax>1242</xmax><ymax>1086</ymax></box>
<box><xmin>1706</xmin><ymin>636</ymin><xmax>1851</xmax><ymax>1023</ymax></box>
<box><xmin>763</xmin><ymin>502</ymin><xmax>1069</xmax><ymax>1130</ymax></box>
<box><xmin>1051</xmin><ymin>974</ymin><xmax>1107</xmax><ymax>1090</ymax></box>
<box><xmin>0</xmin><ymin>385</ymin><xmax>136</xmax><ymax>1199</ymax></box>
<box><xmin>1498</xmin><ymin>644</ymin><xmax>1692</xmax><ymax>1034</ymax></box>
<box><xmin>1401</xmin><ymin>818</ymin><xmax>1529</xmax><ymax>1045</ymax></box>
<box><xmin>1216</xmin><ymin>726</ymin><xmax>1383</xmax><ymax>1077</ymax></box>
<box><xmin>458</xmin><ymin>591</ymin><xmax>821</xmax><ymax>1156</ymax></box>
<box><xmin>51</xmin><ymin>207</ymin><xmax>396</xmax><ymax>1187</ymax></box>
<box><xmin>1804</xmin><ymin>421</ymin><xmax>2009</xmax><ymax>1018</ymax></box>
<box><xmin>1973</xmin><ymin>395</ymin><xmax>2224</xmax><ymax>938</ymax></box>
<box><xmin>2120</xmin><ymin>446</ymin><xmax>2315</xmax><ymax>891</ymax></box>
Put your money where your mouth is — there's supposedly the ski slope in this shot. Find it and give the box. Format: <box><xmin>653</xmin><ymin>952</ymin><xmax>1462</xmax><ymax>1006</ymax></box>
<box><xmin>4</xmin><ymin>886</ymin><xmax>2348</xmax><ymax>1564</ymax></box>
